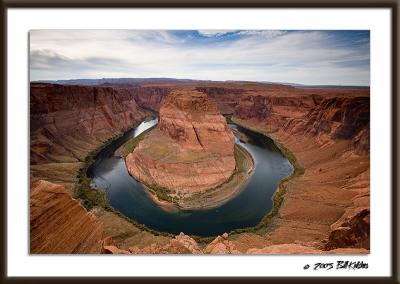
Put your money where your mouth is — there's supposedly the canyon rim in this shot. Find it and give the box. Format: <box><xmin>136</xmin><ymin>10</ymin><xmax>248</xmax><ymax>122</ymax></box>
<box><xmin>29</xmin><ymin>29</ymin><xmax>370</xmax><ymax>255</ymax></box>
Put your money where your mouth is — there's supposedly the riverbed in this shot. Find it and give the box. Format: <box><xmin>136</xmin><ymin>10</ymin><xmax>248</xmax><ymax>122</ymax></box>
<box><xmin>87</xmin><ymin>118</ymin><xmax>293</xmax><ymax>236</ymax></box>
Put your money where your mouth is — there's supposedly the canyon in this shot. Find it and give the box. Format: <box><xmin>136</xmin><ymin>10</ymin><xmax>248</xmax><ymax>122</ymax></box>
<box><xmin>30</xmin><ymin>79</ymin><xmax>370</xmax><ymax>254</ymax></box>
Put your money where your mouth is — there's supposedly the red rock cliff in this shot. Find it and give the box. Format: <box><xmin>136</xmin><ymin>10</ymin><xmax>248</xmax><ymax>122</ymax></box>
<box><xmin>129</xmin><ymin>86</ymin><xmax>171</xmax><ymax>112</ymax></box>
<box><xmin>30</xmin><ymin>83</ymin><xmax>148</xmax><ymax>165</ymax></box>
<box><xmin>158</xmin><ymin>90</ymin><xmax>235</xmax><ymax>155</ymax></box>
<box><xmin>126</xmin><ymin>89</ymin><xmax>236</xmax><ymax>194</ymax></box>
<box><xmin>234</xmin><ymin>94</ymin><xmax>370</xmax><ymax>154</ymax></box>
<box><xmin>231</xmin><ymin>89</ymin><xmax>370</xmax><ymax>251</ymax></box>
<box><xmin>30</xmin><ymin>180</ymin><xmax>105</xmax><ymax>254</ymax></box>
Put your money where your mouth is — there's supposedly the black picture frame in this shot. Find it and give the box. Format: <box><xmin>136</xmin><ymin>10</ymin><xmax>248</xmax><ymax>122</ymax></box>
<box><xmin>1</xmin><ymin>0</ymin><xmax>398</xmax><ymax>283</ymax></box>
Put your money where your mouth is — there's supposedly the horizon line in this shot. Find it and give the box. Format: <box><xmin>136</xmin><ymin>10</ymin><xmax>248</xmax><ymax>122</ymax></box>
<box><xmin>30</xmin><ymin>77</ymin><xmax>371</xmax><ymax>88</ymax></box>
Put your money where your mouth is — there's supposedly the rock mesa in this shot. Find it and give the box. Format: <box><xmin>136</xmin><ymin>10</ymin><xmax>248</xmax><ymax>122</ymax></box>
<box><xmin>126</xmin><ymin>89</ymin><xmax>235</xmax><ymax>193</ymax></box>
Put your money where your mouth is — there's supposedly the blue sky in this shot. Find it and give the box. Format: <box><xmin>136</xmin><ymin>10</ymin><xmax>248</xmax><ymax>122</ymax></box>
<box><xmin>30</xmin><ymin>30</ymin><xmax>370</xmax><ymax>86</ymax></box>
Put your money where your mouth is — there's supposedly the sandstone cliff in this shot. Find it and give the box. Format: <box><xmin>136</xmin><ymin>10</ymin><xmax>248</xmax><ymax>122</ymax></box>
<box><xmin>158</xmin><ymin>90</ymin><xmax>235</xmax><ymax>155</ymax></box>
<box><xmin>195</xmin><ymin>87</ymin><xmax>246</xmax><ymax>114</ymax></box>
<box><xmin>129</xmin><ymin>86</ymin><xmax>171</xmax><ymax>112</ymax></box>
<box><xmin>234</xmin><ymin>94</ymin><xmax>370</xmax><ymax>153</ymax></box>
<box><xmin>30</xmin><ymin>83</ymin><xmax>149</xmax><ymax>190</ymax></box>
<box><xmin>31</xmin><ymin>83</ymin><xmax>147</xmax><ymax>165</ymax></box>
<box><xmin>232</xmin><ymin>90</ymin><xmax>370</xmax><ymax>251</ymax></box>
<box><xmin>30</xmin><ymin>180</ymin><xmax>105</xmax><ymax>254</ymax></box>
<box><xmin>126</xmin><ymin>89</ymin><xmax>236</xmax><ymax>194</ymax></box>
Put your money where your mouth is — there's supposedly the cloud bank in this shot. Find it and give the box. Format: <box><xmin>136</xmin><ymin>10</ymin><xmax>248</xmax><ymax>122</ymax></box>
<box><xmin>30</xmin><ymin>30</ymin><xmax>370</xmax><ymax>86</ymax></box>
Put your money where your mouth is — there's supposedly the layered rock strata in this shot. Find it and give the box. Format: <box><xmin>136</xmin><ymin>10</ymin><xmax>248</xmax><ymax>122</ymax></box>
<box><xmin>30</xmin><ymin>83</ymin><xmax>147</xmax><ymax>165</ymax></box>
<box><xmin>30</xmin><ymin>180</ymin><xmax>105</xmax><ymax>254</ymax></box>
<box><xmin>30</xmin><ymin>83</ymin><xmax>148</xmax><ymax>190</ymax></box>
<box><xmin>232</xmin><ymin>93</ymin><xmax>370</xmax><ymax>250</ymax></box>
<box><xmin>126</xmin><ymin>90</ymin><xmax>236</xmax><ymax>194</ymax></box>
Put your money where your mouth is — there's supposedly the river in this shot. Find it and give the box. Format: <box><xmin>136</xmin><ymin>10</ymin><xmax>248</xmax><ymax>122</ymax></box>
<box><xmin>87</xmin><ymin>118</ymin><xmax>293</xmax><ymax>236</ymax></box>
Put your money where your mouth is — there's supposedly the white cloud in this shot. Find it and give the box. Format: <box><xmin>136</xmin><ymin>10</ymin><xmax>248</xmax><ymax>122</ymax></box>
<box><xmin>237</xmin><ymin>30</ymin><xmax>287</xmax><ymax>38</ymax></box>
<box><xmin>29</xmin><ymin>30</ymin><xmax>370</xmax><ymax>85</ymax></box>
<box><xmin>197</xmin><ymin>30</ymin><xmax>236</xmax><ymax>37</ymax></box>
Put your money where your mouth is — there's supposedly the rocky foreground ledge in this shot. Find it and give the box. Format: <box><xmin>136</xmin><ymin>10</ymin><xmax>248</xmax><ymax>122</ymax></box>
<box><xmin>125</xmin><ymin>89</ymin><xmax>253</xmax><ymax>208</ymax></box>
<box><xmin>104</xmin><ymin>231</ymin><xmax>369</xmax><ymax>255</ymax></box>
<box><xmin>30</xmin><ymin>179</ymin><xmax>368</xmax><ymax>254</ymax></box>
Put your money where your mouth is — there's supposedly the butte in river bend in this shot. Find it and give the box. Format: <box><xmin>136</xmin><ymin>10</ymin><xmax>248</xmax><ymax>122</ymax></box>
<box><xmin>125</xmin><ymin>89</ymin><xmax>254</xmax><ymax>210</ymax></box>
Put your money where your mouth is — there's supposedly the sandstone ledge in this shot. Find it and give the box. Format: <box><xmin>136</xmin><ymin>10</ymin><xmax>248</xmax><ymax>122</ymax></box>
<box><xmin>102</xmin><ymin>232</ymin><xmax>369</xmax><ymax>255</ymax></box>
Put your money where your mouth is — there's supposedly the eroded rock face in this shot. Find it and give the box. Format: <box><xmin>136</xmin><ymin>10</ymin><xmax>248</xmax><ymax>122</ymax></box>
<box><xmin>30</xmin><ymin>180</ymin><xmax>105</xmax><ymax>254</ymax></box>
<box><xmin>303</xmin><ymin>96</ymin><xmax>370</xmax><ymax>151</ymax></box>
<box><xmin>102</xmin><ymin>232</ymin><xmax>369</xmax><ymax>255</ymax></box>
<box><xmin>121</xmin><ymin>233</ymin><xmax>202</xmax><ymax>254</ymax></box>
<box><xmin>324</xmin><ymin>208</ymin><xmax>370</xmax><ymax>250</ymax></box>
<box><xmin>126</xmin><ymin>89</ymin><xmax>235</xmax><ymax>193</ymax></box>
<box><xmin>195</xmin><ymin>87</ymin><xmax>245</xmax><ymax>114</ymax></box>
<box><xmin>234</xmin><ymin>95</ymin><xmax>370</xmax><ymax>153</ymax></box>
<box><xmin>30</xmin><ymin>83</ymin><xmax>148</xmax><ymax>165</ymax></box>
<box><xmin>159</xmin><ymin>90</ymin><xmax>235</xmax><ymax>155</ymax></box>
<box><xmin>130</xmin><ymin>87</ymin><xmax>171</xmax><ymax>112</ymax></box>
<box><xmin>204</xmin><ymin>233</ymin><xmax>241</xmax><ymax>254</ymax></box>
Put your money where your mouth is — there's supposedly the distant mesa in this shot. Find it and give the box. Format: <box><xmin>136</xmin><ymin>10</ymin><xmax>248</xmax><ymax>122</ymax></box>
<box><xmin>125</xmin><ymin>89</ymin><xmax>236</xmax><ymax>195</ymax></box>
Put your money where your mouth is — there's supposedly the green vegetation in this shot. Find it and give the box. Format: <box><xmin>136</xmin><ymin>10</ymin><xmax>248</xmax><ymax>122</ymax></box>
<box><xmin>145</xmin><ymin>183</ymin><xmax>176</xmax><ymax>203</ymax></box>
<box><xmin>229</xmin><ymin>116</ymin><xmax>305</xmax><ymax>236</ymax></box>
<box><xmin>182</xmin><ymin>144</ymin><xmax>253</xmax><ymax>203</ymax></box>
<box><xmin>191</xmin><ymin>235</ymin><xmax>218</xmax><ymax>244</ymax></box>
<box><xmin>117</xmin><ymin>123</ymin><xmax>254</xmax><ymax>205</ymax></box>
<box><xmin>75</xmin><ymin>116</ymin><xmax>175</xmax><ymax>239</ymax></box>
<box><xmin>116</xmin><ymin>124</ymin><xmax>177</xmax><ymax>204</ymax></box>
<box><xmin>75</xmin><ymin>137</ymin><xmax>121</xmax><ymax>210</ymax></box>
<box><xmin>273</xmin><ymin>139</ymin><xmax>305</xmax><ymax>177</ymax></box>
<box><xmin>224</xmin><ymin>114</ymin><xmax>234</xmax><ymax>124</ymax></box>
<box><xmin>118</xmin><ymin>125</ymin><xmax>156</xmax><ymax>158</ymax></box>
<box><xmin>76</xmin><ymin>168</ymin><xmax>109</xmax><ymax>211</ymax></box>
